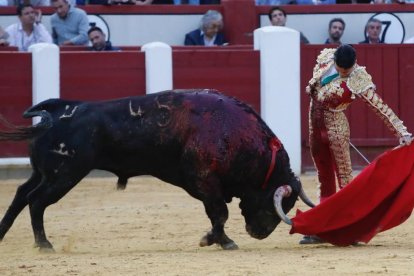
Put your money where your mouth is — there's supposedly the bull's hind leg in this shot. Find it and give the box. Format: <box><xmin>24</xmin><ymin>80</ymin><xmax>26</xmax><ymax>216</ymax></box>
<box><xmin>26</xmin><ymin>173</ymin><xmax>88</xmax><ymax>252</ymax></box>
<box><xmin>199</xmin><ymin>197</ymin><xmax>238</xmax><ymax>250</ymax></box>
<box><xmin>0</xmin><ymin>171</ymin><xmax>42</xmax><ymax>241</ymax></box>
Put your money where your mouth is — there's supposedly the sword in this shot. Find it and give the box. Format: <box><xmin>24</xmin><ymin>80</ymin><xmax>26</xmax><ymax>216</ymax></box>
<box><xmin>350</xmin><ymin>141</ymin><xmax>370</xmax><ymax>165</ymax></box>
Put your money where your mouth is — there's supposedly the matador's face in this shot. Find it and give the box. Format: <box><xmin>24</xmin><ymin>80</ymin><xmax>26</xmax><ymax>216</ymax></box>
<box><xmin>335</xmin><ymin>63</ymin><xmax>354</xmax><ymax>78</ymax></box>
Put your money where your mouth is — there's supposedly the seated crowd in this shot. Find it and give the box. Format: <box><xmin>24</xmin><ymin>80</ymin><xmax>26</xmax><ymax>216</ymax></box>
<box><xmin>0</xmin><ymin>0</ymin><xmax>219</xmax><ymax>5</ymax></box>
<box><xmin>0</xmin><ymin>3</ymin><xmax>412</xmax><ymax>51</ymax></box>
<box><xmin>0</xmin><ymin>0</ymin><xmax>411</xmax><ymax>6</ymax></box>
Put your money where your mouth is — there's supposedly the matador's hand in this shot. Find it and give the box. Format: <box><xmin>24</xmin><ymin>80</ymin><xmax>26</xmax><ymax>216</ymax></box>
<box><xmin>399</xmin><ymin>135</ymin><xmax>413</xmax><ymax>146</ymax></box>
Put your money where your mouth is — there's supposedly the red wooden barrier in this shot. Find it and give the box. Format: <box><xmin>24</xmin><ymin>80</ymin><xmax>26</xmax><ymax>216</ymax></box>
<box><xmin>0</xmin><ymin>46</ymin><xmax>18</xmax><ymax>52</ymax></box>
<box><xmin>60</xmin><ymin>52</ymin><xmax>146</xmax><ymax>100</ymax></box>
<box><xmin>0</xmin><ymin>53</ymin><xmax>32</xmax><ymax>157</ymax></box>
<box><xmin>173</xmin><ymin>48</ymin><xmax>260</xmax><ymax>112</ymax></box>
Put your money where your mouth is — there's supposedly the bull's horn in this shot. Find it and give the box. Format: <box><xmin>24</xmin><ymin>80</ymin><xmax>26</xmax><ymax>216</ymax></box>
<box><xmin>299</xmin><ymin>187</ymin><xmax>315</xmax><ymax>208</ymax></box>
<box><xmin>273</xmin><ymin>185</ymin><xmax>292</xmax><ymax>225</ymax></box>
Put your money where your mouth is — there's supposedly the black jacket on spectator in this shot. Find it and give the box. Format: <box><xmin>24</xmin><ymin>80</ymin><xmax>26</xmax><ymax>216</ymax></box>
<box><xmin>184</xmin><ymin>29</ymin><xmax>227</xmax><ymax>46</ymax></box>
<box><xmin>88</xmin><ymin>41</ymin><xmax>120</xmax><ymax>51</ymax></box>
<box><xmin>359</xmin><ymin>39</ymin><xmax>384</xmax><ymax>44</ymax></box>
<box><xmin>153</xmin><ymin>0</ymin><xmax>174</xmax><ymax>3</ymax></box>
<box><xmin>200</xmin><ymin>0</ymin><xmax>220</xmax><ymax>3</ymax></box>
<box><xmin>337</xmin><ymin>0</ymin><xmax>370</xmax><ymax>3</ymax></box>
<box><xmin>88</xmin><ymin>0</ymin><xmax>173</xmax><ymax>4</ymax></box>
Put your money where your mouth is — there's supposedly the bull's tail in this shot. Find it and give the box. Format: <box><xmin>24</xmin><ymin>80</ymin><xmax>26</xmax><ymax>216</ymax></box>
<box><xmin>0</xmin><ymin>110</ymin><xmax>52</xmax><ymax>141</ymax></box>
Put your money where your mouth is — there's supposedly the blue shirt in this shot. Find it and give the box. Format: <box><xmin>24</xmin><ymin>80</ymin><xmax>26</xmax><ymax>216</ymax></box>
<box><xmin>51</xmin><ymin>6</ymin><xmax>89</xmax><ymax>46</ymax></box>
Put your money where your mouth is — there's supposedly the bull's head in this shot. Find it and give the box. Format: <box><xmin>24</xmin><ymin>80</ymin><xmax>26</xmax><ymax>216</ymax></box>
<box><xmin>239</xmin><ymin>176</ymin><xmax>302</xmax><ymax>239</ymax></box>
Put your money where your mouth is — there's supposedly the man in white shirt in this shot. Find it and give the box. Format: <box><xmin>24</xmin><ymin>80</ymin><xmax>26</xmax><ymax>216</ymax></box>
<box><xmin>6</xmin><ymin>4</ymin><xmax>52</xmax><ymax>51</ymax></box>
<box><xmin>0</xmin><ymin>26</ymin><xmax>8</xmax><ymax>46</ymax></box>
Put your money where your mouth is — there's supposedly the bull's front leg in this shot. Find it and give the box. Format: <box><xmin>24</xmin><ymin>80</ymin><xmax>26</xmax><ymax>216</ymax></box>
<box><xmin>199</xmin><ymin>198</ymin><xmax>238</xmax><ymax>250</ymax></box>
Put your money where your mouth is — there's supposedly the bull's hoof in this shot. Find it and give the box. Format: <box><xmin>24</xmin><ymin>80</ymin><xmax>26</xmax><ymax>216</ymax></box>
<box><xmin>199</xmin><ymin>233</ymin><xmax>239</xmax><ymax>250</ymax></box>
<box><xmin>199</xmin><ymin>235</ymin><xmax>213</xmax><ymax>247</ymax></box>
<box><xmin>34</xmin><ymin>240</ymin><xmax>55</xmax><ymax>253</ymax></box>
<box><xmin>116</xmin><ymin>183</ymin><xmax>126</xmax><ymax>190</ymax></box>
<box><xmin>39</xmin><ymin>247</ymin><xmax>55</xmax><ymax>253</ymax></box>
<box><xmin>221</xmin><ymin>241</ymin><xmax>239</xmax><ymax>250</ymax></box>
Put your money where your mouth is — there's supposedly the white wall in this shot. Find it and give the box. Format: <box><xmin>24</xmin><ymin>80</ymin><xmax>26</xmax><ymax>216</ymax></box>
<box><xmin>105</xmin><ymin>14</ymin><xmax>201</xmax><ymax>46</ymax></box>
<box><xmin>254</xmin><ymin>26</ymin><xmax>301</xmax><ymax>175</ymax></box>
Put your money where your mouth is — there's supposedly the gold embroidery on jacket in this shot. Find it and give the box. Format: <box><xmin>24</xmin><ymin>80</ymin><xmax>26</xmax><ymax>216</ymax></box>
<box><xmin>346</xmin><ymin>67</ymin><xmax>375</xmax><ymax>94</ymax></box>
<box><xmin>324</xmin><ymin>110</ymin><xmax>353</xmax><ymax>187</ymax></box>
<box><xmin>359</xmin><ymin>88</ymin><xmax>411</xmax><ymax>138</ymax></box>
<box><xmin>307</xmin><ymin>49</ymin><xmax>336</xmax><ymax>91</ymax></box>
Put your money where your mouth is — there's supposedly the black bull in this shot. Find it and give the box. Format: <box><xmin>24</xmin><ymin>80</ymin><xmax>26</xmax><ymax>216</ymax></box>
<box><xmin>0</xmin><ymin>89</ymin><xmax>304</xmax><ymax>251</ymax></box>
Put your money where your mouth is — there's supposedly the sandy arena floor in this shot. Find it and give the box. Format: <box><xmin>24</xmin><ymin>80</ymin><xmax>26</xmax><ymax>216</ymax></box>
<box><xmin>0</xmin><ymin>174</ymin><xmax>413</xmax><ymax>275</ymax></box>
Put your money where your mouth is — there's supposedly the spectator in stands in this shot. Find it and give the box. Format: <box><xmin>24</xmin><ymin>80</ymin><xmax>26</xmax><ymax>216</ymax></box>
<box><xmin>50</xmin><ymin>0</ymin><xmax>89</xmax><ymax>46</ymax></box>
<box><xmin>359</xmin><ymin>18</ymin><xmax>383</xmax><ymax>44</ymax></box>
<box><xmin>268</xmin><ymin>6</ymin><xmax>309</xmax><ymax>44</ymax></box>
<box><xmin>340</xmin><ymin>0</ymin><xmax>406</xmax><ymax>3</ymax></box>
<box><xmin>135</xmin><ymin>0</ymin><xmax>174</xmax><ymax>3</ymax></box>
<box><xmin>5</xmin><ymin>4</ymin><xmax>52</xmax><ymax>51</ymax></box>
<box><xmin>310</xmin><ymin>0</ymin><xmax>336</xmax><ymax>3</ymax></box>
<box><xmin>105</xmin><ymin>0</ymin><xmax>174</xmax><ymax>4</ymax></box>
<box><xmin>325</xmin><ymin>18</ymin><xmax>345</xmax><ymax>45</ymax></box>
<box><xmin>256</xmin><ymin>0</ymin><xmax>295</xmax><ymax>4</ymax></box>
<box><xmin>184</xmin><ymin>10</ymin><xmax>227</xmax><ymax>46</ymax></box>
<box><xmin>257</xmin><ymin>0</ymin><xmax>336</xmax><ymax>3</ymax></box>
<box><xmin>173</xmin><ymin>0</ymin><xmax>220</xmax><ymax>3</ymax></box>
<box><xmin>87</xmin><ymin>26</ymin><xmax>120</xmax><ymax>51</ymax></box>
<box><xmin>199</xmin><ymin>0</ymin><xmax>220</xmax><ymax>3</ymax></box>
<box><xmin>336</xmin><ymin>0</ymin><xmax>369</xmax><ymax>3</ymax></box>
<box><xmin>0</xmin><ymin>26</ymin><xmax>9</xmax><ymax>46</ymax></box>
<box><xmin>11</xmin><ymin>0</ymin><xmax>51</xmax><ymax>6</ymax></box>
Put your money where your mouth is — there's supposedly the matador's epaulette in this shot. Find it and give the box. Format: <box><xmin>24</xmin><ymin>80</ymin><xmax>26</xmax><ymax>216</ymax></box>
<box><xmin>346</xmin><ymin>66</ymin><xmax>376</xmax><ymax>95</ymax></box>
<box><xmin>307</xmin><ymin>49</ymin><xmax>336</xmax><ymax>90</ymax></box>
<box><xmin>316</xmin><ymin>48</ymin><xmax>336</xmax><ymax>65</ymax></box>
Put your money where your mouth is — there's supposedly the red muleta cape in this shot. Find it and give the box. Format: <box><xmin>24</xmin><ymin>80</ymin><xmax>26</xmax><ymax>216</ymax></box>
<box><xmin>290</xmin><ymin>143</ymin><xmax>414</xmax><ymax>246</ymax></box>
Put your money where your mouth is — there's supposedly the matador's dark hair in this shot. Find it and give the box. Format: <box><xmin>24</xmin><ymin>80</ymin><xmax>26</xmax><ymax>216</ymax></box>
<box><xmin>334</xmin><ymin>44</ymin><xmax>356</xmax><ymax>69</ymax></box>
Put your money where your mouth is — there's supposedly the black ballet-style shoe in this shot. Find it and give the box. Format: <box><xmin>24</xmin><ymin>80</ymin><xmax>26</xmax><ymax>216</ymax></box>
<box><xmin>299</xmin><ymin>235</ymin><xmax>326</xmax><ymax>245</ymax></box>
